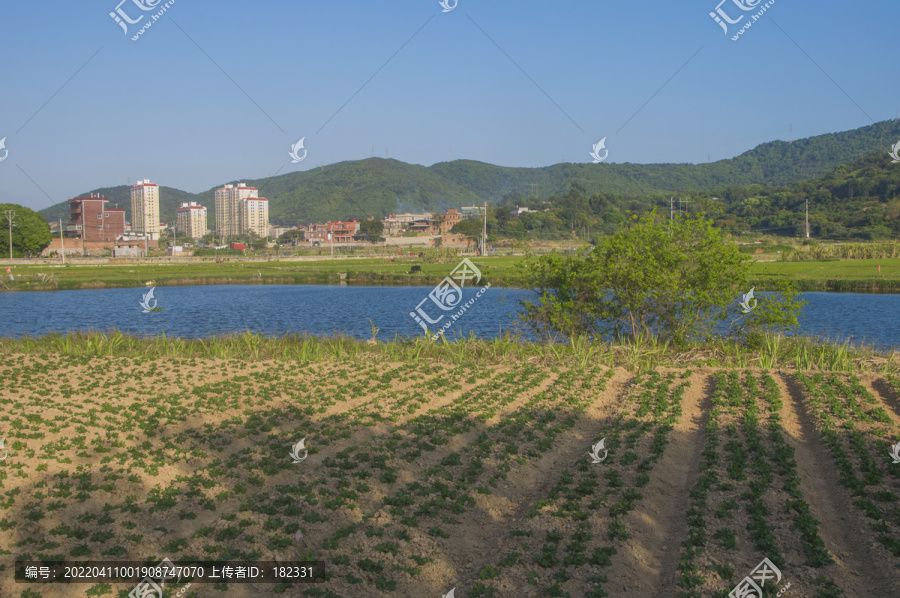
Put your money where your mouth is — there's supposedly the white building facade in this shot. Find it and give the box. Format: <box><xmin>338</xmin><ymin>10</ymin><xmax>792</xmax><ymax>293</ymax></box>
<box><xmin>176</xmin><ymin>202</ymin><xmax>208</xmax><ymax>239</ymax></box>
<box><xmin>214</xmin><ymin>182</ymin><xmax>258</xmax><ymax>238</ymax></box>
<box><xmin>239</xmin><ymin>197</ymin><xmax>269</xmax><ymax>238</ymax></box>
<box><xmin>130</xmin><ymin>179</ymin><xmax>160</xmax><ymax>241</ymax></box>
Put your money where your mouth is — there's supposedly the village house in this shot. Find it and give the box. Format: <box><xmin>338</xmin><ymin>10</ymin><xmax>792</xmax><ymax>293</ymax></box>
<box><xmin>436</xmin><ymin>208</ymin><xmax>462</xmax><ymax>233</ymax></box>
<box><xmin>305</xmin><ymin>221</ymin><xmax>360</xmax><ymax>246</ymax></box>
<box><xmin>382</xmin><ymin>213</ymin><xmax>432</xmax><ymax>236</ymax></box>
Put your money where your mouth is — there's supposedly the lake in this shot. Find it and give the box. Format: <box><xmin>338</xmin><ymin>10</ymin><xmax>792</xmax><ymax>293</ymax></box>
<box><xmin>0</xmin><ymin>286</ymin><xmax>897</xmax><ymax>350</ymax></box>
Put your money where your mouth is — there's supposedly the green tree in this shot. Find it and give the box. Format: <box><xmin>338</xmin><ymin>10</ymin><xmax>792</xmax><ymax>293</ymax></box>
<box><xmin>277</xmin><ymin>229</ymin><xmax>305</xmax><ymax>245</ymax></box>
<box><xmin>731</xmin><ymin>279</ymin><xmax>806</xmax><ymax>350</ymax></box>
<box><xmin>451</xmin><ymin>218</ymin><xmax>485</xmax><ymax>240</ymax></box>
<box><xmin>887</xmin><ymin>198</ymin><xmax>900</xmax><ymax>221</ymax></box>
<box><xmin>519</xmin><ymin>209</ymin><xmax>802</xmax><ymax>344</ymax></box>
<box><xmin>0</xmin><ymin>204</ymin><xmax>53</xmax><ymax>257</ymax></box>
<box><xmin>558</xmin><ymin>183</ymin><xmax>588</xmax><ymax>232</ymax></box>
<box><xmin>357</xmin><ymin>219</ymin><xmax>384</xmax><ymax>242</ymax></box>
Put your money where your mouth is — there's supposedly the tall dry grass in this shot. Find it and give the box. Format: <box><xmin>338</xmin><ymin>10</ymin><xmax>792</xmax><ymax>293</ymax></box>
<box><xmin>1</xmin><ymin>330</ymin><xmax>895</xmax><ymax>374</ymax></box>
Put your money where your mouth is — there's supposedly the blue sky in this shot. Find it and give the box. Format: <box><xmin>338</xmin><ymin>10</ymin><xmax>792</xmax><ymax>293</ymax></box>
<box><xmin>0</xmin><ymin>0</ymin><xmax>896</xmax><ymax>212</ymax></box>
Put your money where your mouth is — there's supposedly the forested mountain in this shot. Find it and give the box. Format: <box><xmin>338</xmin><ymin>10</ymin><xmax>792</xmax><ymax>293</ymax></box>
<box><xmin>473</xmin><ymin>150</ymin><xmax>900</xmax><ymax>242</ymax></box>
<box><xmin>37</xmin><ymin>119</ymin><xmax>900</xmax><ymax>229</ymax></box>
<box><xmin>714</xmin><ymin>151</ymin><xmax>900</xmax><ymax>239</ymax></box>
<box><xmin>430</xmin><ymin>116</ymin><xmax>900</xmax><ymax>200</ymax></box>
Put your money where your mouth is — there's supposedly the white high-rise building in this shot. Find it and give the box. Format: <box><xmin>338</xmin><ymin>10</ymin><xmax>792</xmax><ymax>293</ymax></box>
<box><xmin>131</xmin><ymin>179</ymin><xmax>160</xmax><ymax>241</ymax></box>
<box><xmin>176</xmin><ymin>202</ymin><xmax>208</xmax><ymax>239</ymax></box>
<box><xmin>239</xmin><ymin>197</ymin><xmax>269</xmax><ymax>238</ymax></box>
<box><xmin>214</xmin><ymin>182</ymin><xmax>258</xmax><ymax>238</ymax></box>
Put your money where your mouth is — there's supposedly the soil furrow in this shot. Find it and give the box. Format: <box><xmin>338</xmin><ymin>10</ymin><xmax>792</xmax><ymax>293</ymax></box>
<box><xmin>449</xmin><ymin>367</ymin><xmax>629</xmax><ymax>592</ymax></box>
<box><xmin>865</xmin><ymin>374</ymin><xmax>900</xmax><ymax>426</ymax></box>
<box><xmin>393</xmin><ymin>367</ymin><xmax>559</xmax><ymax>483</ymax></box>
<box><xmin>619</xmin><ymin>369</ymin><xmax>712</xmax><ymax>596</ymax></box>
<box><xmin>777</xmin><ymin>371</ymin><xmax>900</xmax><ymax>597</ymax></box>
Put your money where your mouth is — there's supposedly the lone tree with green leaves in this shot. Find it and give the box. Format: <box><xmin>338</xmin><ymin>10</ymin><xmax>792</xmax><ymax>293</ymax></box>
<box><xmin>451</xmin><ymin>217</ymin><xmax>486</xmax><ymax>239</ymax></box>
<box><xmin>0</xmin><ymin>203</ymin><xmax>53</xmax><ymax>258</ymax></box>
<box><xmin>277</xmin><ymin>229</ymin><xmax>305</xmax><ymax>246</ymax></box>
<box><xmin>519</xmin><ymin>208</ymin><xmax>803</xmax><ymax>345</ymax></box>
<box><xmin>357</xmin><ymin>219</ymin><xmax>384</xmax><ymax>243</ymax></box>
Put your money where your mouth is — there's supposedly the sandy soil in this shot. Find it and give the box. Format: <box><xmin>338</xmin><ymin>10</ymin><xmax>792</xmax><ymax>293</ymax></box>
<box><xmin>1</xmin><ymin>356</ymin><xmax>899</xmax><ymax>597</ymax></box>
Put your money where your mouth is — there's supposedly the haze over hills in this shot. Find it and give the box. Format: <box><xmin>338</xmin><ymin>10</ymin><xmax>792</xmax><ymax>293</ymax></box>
<box><xmin>38</xmin><ymin>120</ymin><xmax>900</xmax><ymax>228</ymax></box>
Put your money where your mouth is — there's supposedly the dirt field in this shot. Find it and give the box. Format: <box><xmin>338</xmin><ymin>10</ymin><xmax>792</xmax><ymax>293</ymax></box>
<box><xmin>1</xmin><ymin>354</ymin><xmax>899</xmax><ymax>597</ymax></box>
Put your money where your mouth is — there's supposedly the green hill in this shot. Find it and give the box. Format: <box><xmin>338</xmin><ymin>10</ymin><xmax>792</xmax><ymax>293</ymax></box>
<box><xmin>39</xmin><ymin>185</ymin><xmax>196</xmax><ymax>230</ymax></box>
<box><xmin>716</xmin><ymin>151</ymin><xmax>900</xmax><ymax>239</ymax></box>
<box><xmin>213</xmin><ymin>159</ymin><xmax>483</xmax><ymax>225</ymax></box>
<box><xmin>431</xmin><ymin>120</ymin><xmax>900</xmax><ymax>199</ymax></box>
<box><xmin>38</xmin><ymin>119</ymin><xmax>900</xmax><ymax>227</ymax></box>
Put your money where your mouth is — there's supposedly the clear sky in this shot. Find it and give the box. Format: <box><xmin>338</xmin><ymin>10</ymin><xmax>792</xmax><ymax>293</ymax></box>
<box><xmin>0</xmin><ymin>0</ymin><xmax>896</xmax><ymax>212</ymax></box>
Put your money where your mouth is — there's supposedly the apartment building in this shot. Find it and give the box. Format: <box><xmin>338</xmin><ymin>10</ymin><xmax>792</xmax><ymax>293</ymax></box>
<box><xmin>175</xmin><ymin>202</ymin><xmax>208</xmax><ymax>239</ymax></box>
<box><xmin>238</xmin><ymin>196</ymin><xmax>270</xmax><ymax>238</ymax></box>
<box><xmin>130</xmin><ymin>179</ymin><xmax>160</xmax><ymax>240</ymax></box>
<box><xmin>215</xmin><ymin>182</ymin><xmax>258</xmax><ymax>238</ymax></box>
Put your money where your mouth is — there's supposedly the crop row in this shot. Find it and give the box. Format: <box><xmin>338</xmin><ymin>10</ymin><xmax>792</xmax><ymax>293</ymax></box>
<box><xmin>677</xmin><ymin>370</ymin><xmax>840</xmax><ymax>598</ymax></box>
<box><xmin>0</xmin><ymin>354</ymin><xmax>514</xmax><ymax>596</ymax></box>
<box><xmin>307</xmin><ymin>363</ymin><xmax>579</xmax><ymax>595</ymax></box>
<box><xmin>450</xmin><ymin>368</ymin><xmax>690</xmax><ymax>597</ymax></box>
<box><xmin>794</xmin><ymin>372</ymin><xmax>900</xmax><ymax>557</ymax></box>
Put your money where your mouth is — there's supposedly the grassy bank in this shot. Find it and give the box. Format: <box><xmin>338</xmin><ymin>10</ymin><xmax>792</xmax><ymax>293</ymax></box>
<box><xmin>1</xmin><ymin>330</ymin><xmax>896</xmax><ymax>374</ymax></box>
<box><xmin>0</xmin><ymin>256</ymin><xmax>520</xmax><ymax>291</ymax></box>
<box><xmin>749</xmin><ymin>256</ymin><xmax>900</xmax><ymax>292</ymax></box>
<box><xmin>2</xmin><ymin>254</ymin><xmax>900</xmax><ymax>292</ymax></box>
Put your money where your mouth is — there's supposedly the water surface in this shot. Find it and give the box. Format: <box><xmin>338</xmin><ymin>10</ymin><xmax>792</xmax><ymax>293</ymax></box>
<box><xmin>1</xmin><ymin>286</ymin><xmax>897</xmax><ymax>350</ymax></box>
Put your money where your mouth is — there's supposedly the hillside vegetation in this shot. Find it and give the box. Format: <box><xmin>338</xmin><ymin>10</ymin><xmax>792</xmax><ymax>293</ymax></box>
<box><xmin>36</xmin><ymin>120</ymin><xmax>900</xmax><ymax>229</ymax></box>
<box><xmin>716</xmin><ymin>152</ymin><xmax>900</xmax><ymax>239</ymax></box>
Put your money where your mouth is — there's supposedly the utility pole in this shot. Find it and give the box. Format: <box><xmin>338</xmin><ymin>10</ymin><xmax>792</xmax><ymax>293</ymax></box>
<box><xmin>482</xmin><ymin>201</ymin><xmax>487</xmax><ymax>257</ymax></box>
<box><xmin>805</xmin><ymin>197</ymin><xmax>810</xmax><ymax>238</ymax></box>
<box><xmin>4</xmin><ymin>210</ymin><xmax>15</xmax><ymax>259</ymax></box>
<box><xmin>789</xmin><ymin>124</ymin><xmax>793</xmax><ymax>144</ymax></box>
<box><xmin>59</xmin><ymin>218</ymin><xmax>65</xmax><ymax>264</ymax></box>
<box><xmin>670</xmin><ymin>197</ymin><xmax>674</xmax><ymax>234</ymax></box>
